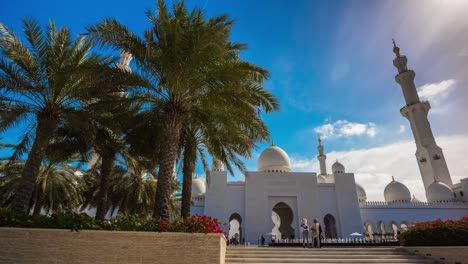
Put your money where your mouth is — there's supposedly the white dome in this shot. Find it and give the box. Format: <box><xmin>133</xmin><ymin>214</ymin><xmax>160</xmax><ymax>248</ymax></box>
<box><xmin>384</xmin><ymin>178</ymin><xmax>411</xmax><ymax>202</ymax></box>
<box><xmin>356</xmin><ymin>183</ymin><xmax>367</xmax><ymax>202</ymax></box>
<box><xmin>426</xmin><ymin>181</ymin><xmax>454</xmax><ymax>203</ymax></box>
<box><xmin>317</xmin><ymin>175</ymin><xmax>328</xmax><ymax>183</ymax></box>
<box><xmin>332</xmin><ymin>161</ymin><xmax>345</xmax><ymax>174</ymax></box>
<box><xmin>192</xmin><ymin>178</ymin><xmax>206</xmax><ymax>196</ymax></box>
<box><xmin>257</xmin><ymin>145</ymin><xmax>291</xmax><ymax>172</ymax></box>
<box><xmin>212</xmin><ymin>159</ymin><xmax>224</xmax><ymax>171</ymax></box>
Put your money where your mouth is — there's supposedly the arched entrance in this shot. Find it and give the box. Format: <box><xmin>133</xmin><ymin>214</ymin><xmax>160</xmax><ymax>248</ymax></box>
<box><xmin>228</xmin><ymin>213</ymin><xmax>242</xmax><ymax>243</ymax></box>
<box><xmin>364</xmin><ymin>220</ymin><xmax>374</xmax><ymax>240</ymax></box>
<box><xmin>389</xmin><ymin>221</ymin><xmax>399</xmax><ymax>240</ymax></box>
<box><xmin>324</xmin><ymin>214</ymin><xmax>337</xmax><ymax>239</ymax></box>
<box><xmin>272</xmin><ymin>202</ymin><xmax>295</xmax><ymax>240</ymax></box>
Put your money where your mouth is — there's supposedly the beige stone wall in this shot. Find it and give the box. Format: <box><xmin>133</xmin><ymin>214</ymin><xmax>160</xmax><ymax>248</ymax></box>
<box><xmin>0</xmin><ymin>228</ymin><xmax>226</xmax><ymax>264</ymax></box>
<box><xmin>399</xmin><ymin>246</ymin><xmax>468</xmax><ymax>264</ymax></box>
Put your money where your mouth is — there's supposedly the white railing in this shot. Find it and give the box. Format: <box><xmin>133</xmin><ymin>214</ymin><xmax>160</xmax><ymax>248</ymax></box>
<box><xmin>265</xmin><ymin>237</ymin><xmax>398</xmax><ymax>245</ymax></box>
<box><xmin>360</xmin><ymin>200</ymin><xmax>468</xmax><ymax>208</ymax></box>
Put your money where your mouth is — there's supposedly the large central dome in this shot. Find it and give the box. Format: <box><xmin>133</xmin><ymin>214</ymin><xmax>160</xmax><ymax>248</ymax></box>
<box><xmin>257</xmin><ymin>145</ymin><xmax>291</xmax><ymax>172</ymax></box>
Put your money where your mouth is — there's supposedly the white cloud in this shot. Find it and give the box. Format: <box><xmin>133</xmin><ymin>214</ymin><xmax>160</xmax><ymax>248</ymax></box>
<box><xmin>398</xmin><ymin>125</ymin><xmax>406</xmax><ymax>134</ymax></box>
<box><xmin>290</xmin><ymin>134</ymin><xmax>468</xmax><ymax>202</ymax></box>
<box><xmin>314</xmin><ymin>120</ymin><xmax>379</xmax><ymax>138</ymax></box>
<box><xmin>418</xmin><ymin>79</ymin><xmax>456</xmax><ymax>103</ymax></box>
<box><xmin>313</xmin><ymin>123</ymin><xmax>335</xmax><ymax>138</ymax></box>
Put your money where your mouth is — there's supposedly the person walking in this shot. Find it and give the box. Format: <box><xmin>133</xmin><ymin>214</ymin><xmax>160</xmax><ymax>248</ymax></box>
<box><xmin>300</xmin><ymin>218</ymin><xmax>311</xmax><ymax>248</ymax></box>
<box><xmin>312</xmin><ymin>218</ymin><xmax>322</xmax><ymax>248</ymax></box>
<box><xmin>261</xmin><ymin>235</ymin><xmax>265</xmax><ymax>246</ymax></box>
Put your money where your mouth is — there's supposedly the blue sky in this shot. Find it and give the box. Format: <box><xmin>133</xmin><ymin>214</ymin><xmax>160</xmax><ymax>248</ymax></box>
<box><xmin>2</xmin><ymin>0</ymin><xmax>468</xmax><ymax>201</ymax></box>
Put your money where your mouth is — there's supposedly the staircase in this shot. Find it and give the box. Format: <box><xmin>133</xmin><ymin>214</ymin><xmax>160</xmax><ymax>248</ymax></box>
<box><xmin>225</xmin><ymin>247</ymin><xmax>436</xmax><ymax>264</ymax></box>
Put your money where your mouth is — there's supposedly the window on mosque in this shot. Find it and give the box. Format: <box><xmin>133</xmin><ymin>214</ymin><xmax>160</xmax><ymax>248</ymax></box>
<box><xmin>461</xmin><ymin>191</ymin><xmax>464</xmax><ymax>197</ymax></box>
<box><xmin>433</xmin><ymin>155</ymin><xmax>441</xmax><ymax>160</ymax></box>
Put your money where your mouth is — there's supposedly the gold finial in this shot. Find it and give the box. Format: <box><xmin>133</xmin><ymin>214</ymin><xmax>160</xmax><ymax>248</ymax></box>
<box><xmin>271</xmin><ymin>139</ymin><xmax>275</xmax><ymax>146</ymax></box>
<box><xmin>392</xmin><ymin>38</ymin><xmax>400</xmax><ymax>57</ymax></box>
<box><xmin>318</xmin><ymin>136</ymin><xmax>322</xmax><ymax>146</ymax></box>
<box><xmin>392</xmin><ymin>175</ymin><xmax>395</xmax><ymax>182</ymax></box>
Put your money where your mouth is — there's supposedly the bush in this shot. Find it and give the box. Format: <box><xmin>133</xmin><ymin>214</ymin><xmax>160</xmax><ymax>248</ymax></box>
<box><xmin>0</xmin><ymin>208</ymin><xmax>100</xmax><ymax>231</ymax></box>
<box><xmin>399</xmin><ymin>216</ymin><xmax>468</xmax><ymax>246</ymax></box>
<box><xmin>0</xmin><ymin>208</ymin><xmax>224</xmax><ymax>234</ymax></box>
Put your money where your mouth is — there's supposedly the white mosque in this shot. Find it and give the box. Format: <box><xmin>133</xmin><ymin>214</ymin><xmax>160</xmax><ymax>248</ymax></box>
<box><xmin>190</xmin><ymin>42</ymin><xmax>468</xmax><ymax>244</ymax></box>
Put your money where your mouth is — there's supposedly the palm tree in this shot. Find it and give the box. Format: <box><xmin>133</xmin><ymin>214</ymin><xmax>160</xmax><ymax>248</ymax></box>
<box><xmin>178</xmin><ymin>105</ymin><xmax>272</xmax><ymax>218</ymax></box>
<box><xmin>0</xmin><ymin>19</ymin><xmax>136</xmax><ymax>213</ymax></box>
<box><xmin>51</xmin><ymin>97</ymin><xmax>142</xmax><ymax>220</ymax></box>
<box><xmin>81</xmin><ymin>157</ymin><xmax>181</xmax><ymax>219</ymax></box>
<box><xmin>0</xmin><ymin>160</ymin><xmax>86</xmax><ymax>214</ymax></box>
<box><xmin>86</xmin><ymin>0</ymin><xmax>279</xmax><ymax>219</ymax></box>
<box><xmin>109</xmin><ymin>158</ymin><xmax>157</xmax><ymax>215</ymax></box>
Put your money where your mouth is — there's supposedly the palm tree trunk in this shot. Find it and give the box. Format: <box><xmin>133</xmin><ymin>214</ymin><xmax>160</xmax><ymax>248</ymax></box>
<box><xmin>95</xmin><ymin>150</ymin><xmax>116</xmax><ymax>221</ymax></box>
<box><xmin>33</xmin><ymin>202</ymin><xmax>42</xmax><ymax>216</ymax></box>
<box><xmin>11</xmin><ymin>115</ymin><xmax>58</xmax><ymax>214</ymax></box>
<box><xmin>181</xmin><ymin>145</ymin><xmax>196</xmax><ymax>219</ymax></box>
<box><xmin>154</xmin><ymin>113</ymin><xmax>184</xmax><ymax>219</ymax></box>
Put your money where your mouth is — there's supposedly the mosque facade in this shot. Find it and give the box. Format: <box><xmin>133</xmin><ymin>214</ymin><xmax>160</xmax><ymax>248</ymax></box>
<box><xmin>190</xmin><ymin>43</ymin><xmax>468</xmax><ymax>243</ymax></box>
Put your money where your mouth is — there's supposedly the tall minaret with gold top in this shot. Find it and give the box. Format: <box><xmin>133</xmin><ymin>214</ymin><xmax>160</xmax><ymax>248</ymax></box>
<box><xmin>392</xmin><ymin>40</ymin><xmax>453</xmax><ymax>190</ymax></box>
<box><xmin>317</xmin><ymin>137</ymin><xmax>327</xmax><ymax>176</ymax></box>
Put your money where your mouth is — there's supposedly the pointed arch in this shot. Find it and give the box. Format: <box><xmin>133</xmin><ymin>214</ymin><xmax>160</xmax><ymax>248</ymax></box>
<box><xmin>324</xmin><ymin>214</ymin><xmax>337</xmax><ymax>239</ymax></box>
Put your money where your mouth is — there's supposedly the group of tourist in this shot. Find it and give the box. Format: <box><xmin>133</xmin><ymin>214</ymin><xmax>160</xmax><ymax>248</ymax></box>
<box><xmin>300</xmin><ymin>218</ymin><xmax>322</xmax><ymax>248</ymax></box>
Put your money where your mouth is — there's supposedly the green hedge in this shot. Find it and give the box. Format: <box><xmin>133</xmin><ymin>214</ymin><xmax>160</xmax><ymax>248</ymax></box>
<box><xmin>0</xmin><ymin>208</ymin><xmax>225</xmax><ymax>234</ymax></box>
<box><xmin>399</xmin><ymin>216</ymin><xmax>468</xmax><ymax>246</ymax></box>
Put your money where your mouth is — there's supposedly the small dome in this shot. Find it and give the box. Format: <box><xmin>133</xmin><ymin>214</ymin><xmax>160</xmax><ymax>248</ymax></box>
<box><xmin>212</xmin><ymin>159</ymin><xmax>224</xmax><ymax>171</ymax></box>
<box><xmin>192</xmin><ymin>178</ymin><xmax>206</xmax><ymax>196</ymax></box>
<box><xmin>356</xmin><ymin>183</ymin><xmax>367</xmax><ymax>202</ymax></box>
<box><xmin>257</xmin><ymin>145</ymin><xmax>291</xmax><ymax>172</ymax></box>
<box><xmin>384</xmin><ymin>178</ymin><xmax>411</xmax><ymax>202</ymax></box>
<box><xmin>332</xmin><ymin>161</ymin><xmax>345</xmax><ymax>174</ymax></box>
<box><xmin>317</xmin><ymin>175</ymin><xmax>328</xmax><ymax>183</ymax></box>
<box><xmin>426</xmin><ymin>181</ymin><xmax>454</xmax><ymax>203</ymax></box>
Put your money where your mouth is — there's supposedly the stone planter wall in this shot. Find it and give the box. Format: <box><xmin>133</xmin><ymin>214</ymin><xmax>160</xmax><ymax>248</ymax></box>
<box><xmin>0</xmin><ymin>228</ymin><xmax>226</xmax><ymax>264</ymax></box>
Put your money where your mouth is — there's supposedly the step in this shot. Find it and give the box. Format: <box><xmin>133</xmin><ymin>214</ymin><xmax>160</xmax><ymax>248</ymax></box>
<box><xmin>227</xmin><ymin>247</ymin><xmax>399</xmax><ymax>251</ymax></box>
<box><xmin>226</xmin><ymin>251</ymin><xmax>413</xmax><ymax>256</ymax></box>
<box><xmin>225</xmin><ymin>258</ymin><xmax>434</xmax><ymax>263</ymax></box>
<box><xmin>226</xmin><ymin>254</ymin><xmax>424</xmax><ymax>259</ymax></box>
<box><xmin>225</xmin><ymin>247</ymin><xmax>435</xmax><ymax>264</ymax></box>
<box><xmin>226</xmin><ymin>263</ymin><xmax>434</xmax><ymax>264</ymax></box>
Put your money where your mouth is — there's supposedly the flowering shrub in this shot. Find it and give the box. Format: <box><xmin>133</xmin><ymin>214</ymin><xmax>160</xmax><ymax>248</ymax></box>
<box><xmin>168</xmin><ymin>215</ymin><xmax>224</xmax><ymax>233</ymax></box>
<box><xmin>105</xmin><ymin>213</ymin><xmax>171</xmax><ymax>232</ymax></box>
<box><xmin>106</xmin><ymin>214</ymin><xmax>223</xmax><ymax>233</ymax></box>
<box><xmin>0</xmin><ymin>208</ymin><xmax>224</xmax><ymax>234</ymax></box>
<box><xmin>399</xmin><ymin>216</ymin><xmax>468</xmax><ymax>246</ymax></box>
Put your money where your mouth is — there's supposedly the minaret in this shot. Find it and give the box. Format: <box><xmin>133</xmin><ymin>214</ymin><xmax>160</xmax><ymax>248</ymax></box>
<box><xmin>392</xmin><ymin>40</ymin><xmax>453</xmax><ymax>190</ymax></box>
<box><xmin>317</xmin><ymin>136</ymin><xmax>327</xmax><ymax>176</ymax></box>
<box><xmin>116</xmin><ymin>50</ymin><xmax>133</xmax><ymax>72</ymax></box>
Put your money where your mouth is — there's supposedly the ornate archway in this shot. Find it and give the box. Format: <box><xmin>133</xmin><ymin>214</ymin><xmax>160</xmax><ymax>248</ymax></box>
<box><xmin>324</xmin><ymin>214</ymin><xmax>337</xmax><ymax>239</ymax></box>
<box><xmin>229</xmin><ymin>213</ymin><xmax>242</xmax><ymax>243</ymax></box>
<box><xmin>272</xmin><ymin>202</ymin><xmax>295</xmax><ymax>240</ymax></box>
